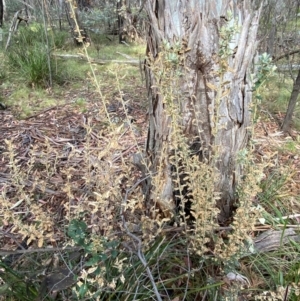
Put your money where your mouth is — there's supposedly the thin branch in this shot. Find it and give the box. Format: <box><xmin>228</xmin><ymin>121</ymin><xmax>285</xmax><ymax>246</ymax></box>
<box><xmin>14</xmin><ymin>0</ymin><xmax>35</xmax><ymax>11</ymax></box>
<box><xmin>274</xmin><ymin>213</ymin><xmax>300</xmax><ymax>221</ymax></box>
<box><xmin>0</xmin><ymin>246</ymin><xmax>83</xmax><ymax>257</ymax></box>
<box><xmin>121</xmin><ymin>176</ymin><xmax>163</xmax><ymax>301</ymax></box>
<box><xmin>136</xmin><ymin>0</ymin><xmax>147</xmax><ymax>17</ymax></box>
<box><xmin>273</xmin><ymin>48</ymin><xmax>300</xmax><ymax>62</ymax></box>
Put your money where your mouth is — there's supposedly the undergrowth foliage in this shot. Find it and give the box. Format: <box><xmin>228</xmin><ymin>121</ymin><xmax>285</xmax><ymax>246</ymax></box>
<box><xmin>1</xmin><ymin>7</ymin><xmax>300</xmax><ymax>301</ymax></box>
<box><xmin>6</xmin><ymin>23</ymin><xmax>67</xmax><ymax>87</ymax></box>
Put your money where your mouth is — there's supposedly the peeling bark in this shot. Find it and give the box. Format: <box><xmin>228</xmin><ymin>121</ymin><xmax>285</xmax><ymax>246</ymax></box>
<box><xmin>144</xmin><ymin>0</ymin><xmax>262</xmax><ymax>222</ymax></box>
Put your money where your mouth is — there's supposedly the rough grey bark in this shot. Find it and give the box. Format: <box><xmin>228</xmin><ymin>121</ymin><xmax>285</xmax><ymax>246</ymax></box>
<box><xmin>282</xmin><ymin>68</ymin><xmax>300</xmax><ymax>132</ymax></box>
<box><xmin>144</xmin><ymin>0</ymin><xmax>262</xmax><ymax>222</ymax></box>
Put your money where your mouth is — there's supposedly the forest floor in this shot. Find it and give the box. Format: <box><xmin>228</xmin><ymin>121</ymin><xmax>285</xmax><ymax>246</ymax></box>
<box><xmin>1</xmin><ymin>64</ymin><xmax>300</xmax><ymax>252</ymax></box>
<box><xmin>0</xmin><ymin>70</ymin><xmax>148</xmax><ymax>243</ymax></box>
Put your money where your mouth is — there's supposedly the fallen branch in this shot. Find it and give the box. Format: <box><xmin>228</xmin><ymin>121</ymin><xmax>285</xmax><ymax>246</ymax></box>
<box><xmin>273</xmin><ymin>48</ymin><xmax>300</xmax><ymax>62</ymax></box>
<box><xmin>116</xmin><ymin>51</ymin><xmax>136</xmax><ymax>61</ymax></box>
<box><xmin>24</xmin><ymin>104</ymin><xmax>68</xmax><ymax>120</ymax></box>
<box><xmin>276</xmin><ymin>64</ymin><xmax>300</xmax><ymax>72</ymax></box>
<box><xmin>254</xmin><ymin>228</ymin><xmax>300</xmax><ymax>253</ymax></box>
<box><xmin>53</xmin><ymin>53</ymin><xmax>139</xmax><ymax>65</ymax></box>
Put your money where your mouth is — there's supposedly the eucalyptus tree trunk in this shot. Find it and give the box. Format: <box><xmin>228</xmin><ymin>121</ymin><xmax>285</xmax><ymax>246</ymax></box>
<box><xmin>144</xmin><ymin>0</ymin><xmax>262</xmax><ymax>222</ymax></box>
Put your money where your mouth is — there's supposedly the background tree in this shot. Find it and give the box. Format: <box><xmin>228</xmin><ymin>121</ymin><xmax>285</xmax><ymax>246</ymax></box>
<box><xmin>259</xmin><ymin>0</ymin><xmax>299</xmax><ymax>59</ymax></box>
<box><xmin>117</xmin><ymin>0</ymin><xmax>126</xmax><ymax>43</ymax></box>
<box><xmin>64</xmin><ymin>0</ymin><xmax>87</xmax><ymax>45</ymax></box>
<box><xmin>282</xmin><ymin>68</ymin><xmax>300</xmax><ymax>131</ymax></box>
<box><xmin>259</xmin><ymin>0</ymin><xmax>300</xmax><ymax>132</ymax></box>
<box><xmin>0</xmin><ymin>0</ymin><xmax>3</xmax><ymax>28</ymax></box>
<box><xmin>144</xmin><ymin>0</ymin><xmax>262</xmax><ymax>222</ymax></box>
<box><xmin>116</xmin><ymin>0</ymin><xmax>146</xmax><ymax>43</ymax></box>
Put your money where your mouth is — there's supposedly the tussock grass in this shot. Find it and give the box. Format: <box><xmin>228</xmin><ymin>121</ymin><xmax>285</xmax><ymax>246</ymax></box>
<box><xmin>1</xmin><ymin>34</ymin><xmax>145</xmax><ymax>118</ymax></box>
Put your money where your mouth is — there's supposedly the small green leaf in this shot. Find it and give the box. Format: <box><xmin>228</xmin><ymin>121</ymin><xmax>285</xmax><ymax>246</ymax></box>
<box><xmin>67</xmin><ymin>219</ymin><xmax>87</xmax><ymax>245</ymax></box>
<box><xmin>78</xmin><ymin>283</ymin><xmax>88</xmax><ymax>298</ymax></box>
<box><xmin>86</xmin><ymin>254</ymin><xmax>101</xmax><ymax>266</ymax></box>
